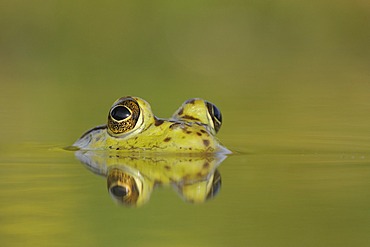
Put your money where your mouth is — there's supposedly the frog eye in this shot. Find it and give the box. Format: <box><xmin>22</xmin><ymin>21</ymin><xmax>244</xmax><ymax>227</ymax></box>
<box><xmin>108</xmin><ymin>99</ymin><xmax>141</xmax><ymax>135</ymax></box>
<box><xmin>110</xmin><ymin>105</ymin><xmax>131</xmax><ymax>121</ymax></box>
<box><xmin>206</xmin><ymin>102</ymin><xmax>222</xmax><ymax>133</ymax></box>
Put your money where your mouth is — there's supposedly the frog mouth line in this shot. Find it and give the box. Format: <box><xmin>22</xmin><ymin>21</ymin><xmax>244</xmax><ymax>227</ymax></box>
<box><xmin>78</xmin><ymin>124</ymin><xmax>107</xmax><ymax>140</ymax></box>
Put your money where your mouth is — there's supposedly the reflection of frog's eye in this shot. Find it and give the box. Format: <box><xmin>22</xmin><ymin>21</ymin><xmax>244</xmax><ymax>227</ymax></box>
<box><xmin>110</xmin><ymin>185</ymin><xmax>129</xmax><ymax>197</ymax></box>
<box><xmin>107</xmin><ymin>169</ymin><xmax>140</xmax><ymax>207</ymax></box>
<box><xmin>206</xmin><ymin>102</ymin><xmax>222</xmax><ymax>133</ymax></box>
<box><xmin>108</xmin><ymin>183</ymin><xmax>138</xmax><ymax>206</ymax></box>
<box><xmin>108</xmin><ymin>99</ymin><xmax>141</xmax><ymax>135</ymax></box>
<box><xmin>206</xmin><ymin>169</ymin><xmax>222</xmax><ymax>200</ymax></box>
<box><xmin>110</xmin><ymin>105</ymin><xmax>131</xmax><ymax>121</ymax></box>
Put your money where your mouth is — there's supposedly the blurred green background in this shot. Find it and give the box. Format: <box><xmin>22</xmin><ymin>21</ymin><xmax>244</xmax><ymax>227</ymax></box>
<box><xmin>1</xmin><ymin>1</ymin><xmax>370</xmax><ymax>247</ymax></box>
<box><xmin>1</xmin><ymin>0</ymin><xmax>369</xmax><ymax>149</ymax></box>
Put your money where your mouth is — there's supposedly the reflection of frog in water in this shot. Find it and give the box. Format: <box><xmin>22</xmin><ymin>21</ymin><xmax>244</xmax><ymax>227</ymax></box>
<box><xmin>76</xmin><ymin>151</ymin><xmax>226</xmax><ymax>207</ymax></box>
<box><xmin>73</xmin><ymin>96</ymin><xmax>230</xmax><ymax>153</ymax></box>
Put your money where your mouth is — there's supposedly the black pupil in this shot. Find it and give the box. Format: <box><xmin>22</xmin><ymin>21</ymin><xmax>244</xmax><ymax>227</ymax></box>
<box><xmin>111</xmin><ymin>106</ymin><xmax>131</xmax><ymax>121</ymax></box>
<box><xmin>110</xmin><ymin>185</ymin><xmax>128</xmax><ymax>197</ymax></box>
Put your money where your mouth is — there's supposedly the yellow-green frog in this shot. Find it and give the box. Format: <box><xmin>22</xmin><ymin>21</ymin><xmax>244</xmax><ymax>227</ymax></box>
<box><xmin>73</xmin><ymin>96</ymin><xmax>230</xmax><ymax>153</ymax></box>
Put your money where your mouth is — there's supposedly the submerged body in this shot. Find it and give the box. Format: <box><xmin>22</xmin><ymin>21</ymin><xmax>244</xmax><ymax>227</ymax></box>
<box><xmin>73</xmin><ymin>96</ymin><xmax>230</xmax><ymax>153</ymax></box>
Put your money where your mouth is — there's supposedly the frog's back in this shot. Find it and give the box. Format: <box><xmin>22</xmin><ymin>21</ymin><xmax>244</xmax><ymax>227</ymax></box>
<box><xmin>137</xmin><ymin>119</ymin><xmax>223</xmax><ymax>152</ymax></box>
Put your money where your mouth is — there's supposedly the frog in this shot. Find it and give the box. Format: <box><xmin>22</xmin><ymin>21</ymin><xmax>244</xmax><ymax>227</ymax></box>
<box><xmin>72</xmin><ymin>96</ymin><xmax>230</xmax><ymax>153</ymax></box>
<box><xmin>75</xmin><ymin>150</ymin><xmax>226</xmax><ymax>206</ymax></box>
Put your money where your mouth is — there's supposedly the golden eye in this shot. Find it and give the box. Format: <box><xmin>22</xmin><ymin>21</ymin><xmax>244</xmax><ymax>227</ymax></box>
<box><xmin>107</xmin><ymin>98</ymin><xmax>141</xmax><ymax>135</ymax></box>
<box><xmin>206</xmin><ymin>102</ymin><xmax>222</xmax><ymax>133</ymax></box>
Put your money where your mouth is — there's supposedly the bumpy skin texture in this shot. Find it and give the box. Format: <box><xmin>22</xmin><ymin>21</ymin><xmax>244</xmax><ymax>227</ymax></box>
<box><xmin>73</xmin><ymin>96</ymin><xmax>230</xmax><ymax>153</ymax></box>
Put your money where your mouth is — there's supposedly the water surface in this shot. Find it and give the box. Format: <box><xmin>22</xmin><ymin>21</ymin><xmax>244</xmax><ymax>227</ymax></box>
<box><xmin>1</xmin><ymin>142</ymin><xmax>370</xmax><ymax>247</ymax></box>
<box><xmin>1</xmin><ymin>1</ymin><xmax>370</xmax><ymax>246</ymax></box>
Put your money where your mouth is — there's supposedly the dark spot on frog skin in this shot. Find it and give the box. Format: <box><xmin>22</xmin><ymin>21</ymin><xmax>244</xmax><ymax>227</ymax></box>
<box><xmin>169</xmin><ymin>123</ymin><xmax>181</xmax><ymax>129</ymax></box>
<box><xmin>203</xmin><ymin>162</ymin><xmax>210</xmax><ymax>169</ymax></box>
<box><xmin>197</xmin><ymin>132</ymin><xmax>202</xmax><ymax>136</ymax></box>
<box><xmin>186</xmin><ymin>131</ymin><xmax>192</xmax><ymax>134</ymax></box>
<box><xmin>163</xmin><ymin>137</ymin><xmax>171</xmax><ymax>142</ymax></box>
<box><xmin>200</xmin><ymin>129</ymin><xmax>207</xmax><ymax>133</ymax></box>
<box><xmin>178</xmin><ymin>108</ymin><xmax>184</xmax><ymax>115</ymax></box>
<box><xmin>164</xmin><ymin>165</ymin><xmax>171</xmax><ymax>170</ymax></box>
<box><xmin>116</xmin><ymin>147</ymin><xmax>120</xmax><ymax>150</ymax></box>
<box><xmin>185</xmin><ymin>99</ymin><xmax>196</xmax><ymax>104</ymax></box>
<box><xmin>203</xmin><ymin>139</ymin><xmax>210</xmax><ymax>147</ymax></box>
<box><xmin>182</xmin><ymin>115</ymin><xmax>200</xmax><ymax>121</ymax></box>
<box><xmin>154</xmin><ymin>180</ymin><xmax>163</xmax><ymax>186</ymax></box>
<box><xmin>154</xmin><ymin>118</ymin><xmax>164</xmax><ymax>126</ymax></box>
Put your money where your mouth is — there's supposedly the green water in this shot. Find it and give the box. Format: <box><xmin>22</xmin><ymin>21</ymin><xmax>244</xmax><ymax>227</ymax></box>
<box><xmin>1</xmin><ymin>1</ymin><xmax>370</xmax><ymax>246</ymax></box>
